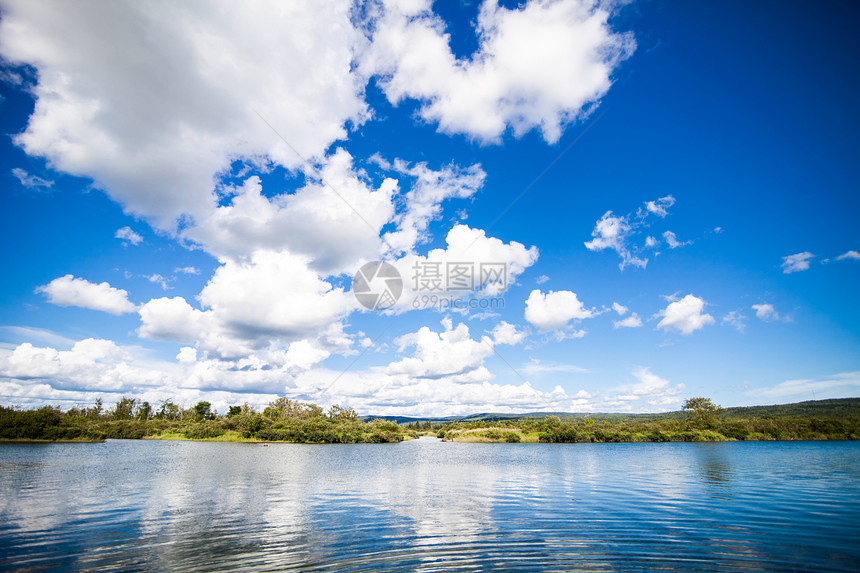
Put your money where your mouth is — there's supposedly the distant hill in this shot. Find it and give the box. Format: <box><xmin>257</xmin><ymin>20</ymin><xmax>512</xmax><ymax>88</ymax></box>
<box><xmin>361</xmin><ymin>397</ymin><xmax>860</xmax><ymax>424</ymax></box>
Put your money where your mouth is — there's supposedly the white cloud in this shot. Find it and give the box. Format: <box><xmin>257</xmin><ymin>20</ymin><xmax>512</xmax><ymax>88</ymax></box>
<box><xmin>138</xmin><ymin>250</ymin><xmax>355</xmax><ymax>358</ymax></box>
<box><xmin>625</xmin><ymin>367</ymin><xmax>685</xmax><ymax>406</ymax></box>
<box><xmin>11</xmin><ymin>167</ymin><xmax>53</xmax><ymax>190</ymax></box>
<box><xmin>752</xmin><ymin>303</ymin><xmax>778</xmax><ymax>322</ymax></box>
<box><xmin>611</xmin><ymin>302</ymin><xmax>628</xmax><ymax>315</ymax></box>
<box><xmin>524</xmin><ymin>289</ymin><xmax>594</xmax><ymax>333</ymax></box>
<box><xmin>174</xmin><ymin>266</ymin><xmax>200</xmax><ymax>275</ymax></box>
<box><xmin>36</xmin><ymin>275</ymin><xmax>136</xmax><ymax>315</ymax></box>
<box><xmin>290</xmin><ymin>366</ymin><xmax>578</xmax><ymax>417</ymax></box>
<box><xmin>746</xmin><ymin>371</ymin><xmax>860</xmax><ymax>400</ymax></box>
<box><xmin>655</xmin><ymin>294</ymin><xmax>714</xmax><ymax>336</ymax></box>
<box><xmin>0</xmin><ymin>0</ymin><xmax>369</xmax><ymax>230</ymax></box>
<box><xmin>836</xmin><ymin>250</ymin><xmax>860</xmax><ymax>261</ymax></box>
<box><xmin>0</xmin><ymin>336</ymin><xmax>335</xmax><ymax>408</ymax></box>
<box><xmin>613</xmin><ymin>314</ymin><xmax>642</xmax><ymax>329</ymax></box>
<box><xmin>361</xmin><ymin>0</ymin><xmax>635</xmax><ymax>143</ymax></box>
<box><xmin>386</xmin><ymin>320</ymin><xmax>494</xmax><ymax>383</ymax></box>
<box><xmin>535</xmin><ymin>275</ymin><xmax>550</xmax><ymax>284</ymax></box>
<box><xmin>644</xmin><ymin>195</ymin><xmax>675</xmax><ymax>218</ymax></box>
<box><xmin>782</xmin><ymin>252</ymin><xmax>814</xmax><ymax>274</ymax></box>
<box><xmin>584</xmin><ymin>195</ymin><xmax>680</xmax><ymax>269</ymax></box>
<box><xmin>490</xmin><ymin>321</ymin><xmax>526</xmax><ymax>346</ymax></box>
<box><xmin>751</xmin><ymin>303</ymin><xmax>790</xmax><ymax>323</ymax></box>
<box><xmin>145</xmin><ymin>274</ymin><xmax>171</xmax><ymax>291</ymax></box>
<box><xmin>721</xmin><ymin>310</ymin><xmax>746</xmax><ymax>333</ymax></box>
<box><xmin>662</xmin><ymin>230</ymin><xmax>691</xmax><ymax>249</ymax></box>
<box><xmin>114</xmin><ymin>226</ymin><xmax>142</xmax><ymax>245</ymax></box>
<box><xmin>584</xmin><ymin>211</ymin><xmax>647</xmax><ymax>269</ymax></box>
<box><xmin>0</xmin><ymin>338</ymin><xmax>161</xmax><ymax>391</ymax></box>
<box><xmin>382</xmin><ymin>159</ymin><xmax>486</xmax><ymax>255</ymax></box>
<box><xmin>176</xmin><ymin>347</ymin><xmax>197</xmax><ymax>363</ymax></box>
<box><xmin>520</xmin><ymin>359</ymin><xmax>588</xmax><ymax>377</ymax></box>
<box><xmin>184</xmin><ymin>150</ymin><xmax>398</xmax><ymax>274</ymax></box>
<box><xmin>392</xmin><ymin>224</ymin><xmax>539</xmax><ymax>309</ymax></box>
<box><xmin>182</xmin><ymin>151</ymin><xmax>489</xmax><ymax>275</ymax></box>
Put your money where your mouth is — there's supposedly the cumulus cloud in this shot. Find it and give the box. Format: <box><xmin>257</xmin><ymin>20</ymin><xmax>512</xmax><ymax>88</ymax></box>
<box><xmin>490</xmin><ymin>321</ymin><xmax>526</xmax><ymax>346</ymax></box>
<box><xmin>36</xmin><ymin>275</ymin><xmax>136</xmax><ymax>315</ymax></box>
<box><xmin>361</xmin><ymin>0</ymin><xmax>635</xmax><ymax>143</ymax></box>
<box><xmin>176</xmin><ymin>346</ymin><xmax>197</xmax><ymax>364</ymax></box>
<box><xmin>524</xmin><ymin>289</ymin><xmax>594</xmax><ymax>333</ymax></box>
<box><xmin>0</xmin><ymin>0</ymin><xmax>369</xmax><ymax>230</ymax></box>
<box><xmin>386</xmin><ymin>320</ymin><xmax>494</xmax><ymax>383</ymax></box>
<box><xmin>138</xmin><ymin>250</ymin><xmax>355</xmax><ymax>358</ymax></box>
<box><xmin>391</xmin><ymin>224</ymin><xmax>539</xmax><ymax>309</ymax></box>
<box><xmin>115</xmin><ymin>226</ymin><xmax>142</xmax><ymax>245</ymax></box>
<box><xmin>381</xmin><ymin>158</ymin><xmax>486</xmax><ymax>254</ymax></box>
<box><xmin>0</xmin><ymin>336</ymin><xmax>337</xmax><ymax>409</ymax></box>
<box><xmin>184</xmin><ymin>150</ymin><xmax>398</xmax><ymax>274</ymax></box>
<box><xmin>611</xmin><ymin>302</ymin><xmax>628</xmax><ymax>315</ymax></box>
<box><xmin>655</xmin><ymin>294</ymin><xmax>714</xmax><ymax>335</ymax></box>
<box><xmin>781</xmin><ymin>252</ymin><xmax>814</xmax><ymax>274</ymax></box>
<box><xmin>11</xmin><ymin>167</ymin><xmax>53</xmax><ymax>190</ymax></box>
<box><xmin>0</xmin><ymin>338</ymin><xmax>160</xmax><ymax>391</ymax></box>
<box><xmin>613</xmin><ymin>314</ymin><xmax>642</xmax><ymax>329</ymax></box>
<box><xmin>836</xmin><ymin>250</ymin><xmax>860</xmax><ymax>261</ymax></box>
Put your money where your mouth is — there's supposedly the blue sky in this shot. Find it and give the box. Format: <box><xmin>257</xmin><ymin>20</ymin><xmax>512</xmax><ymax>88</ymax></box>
<box><xmin>0</xmin><ymin>0</ymin><xmax>858</xmax><ymax>416</ymax></box>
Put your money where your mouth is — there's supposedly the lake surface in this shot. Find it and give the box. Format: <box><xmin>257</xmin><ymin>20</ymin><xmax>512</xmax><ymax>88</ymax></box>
<box><xmin>1</xmin><ymin>439</ymin><xmax>859</xmax><ymax>572</ymax></box>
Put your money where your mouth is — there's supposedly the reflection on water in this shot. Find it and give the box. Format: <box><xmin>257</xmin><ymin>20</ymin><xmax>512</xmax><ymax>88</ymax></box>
<box><xmin>1</xmin><ymin>439</ymin><xmax>859</xmax><ymax>571</ymax></box>
<box><xmin>694</xmin><ymin>443</ymin><xmax>733</xmax><ymax>499</ymax></box>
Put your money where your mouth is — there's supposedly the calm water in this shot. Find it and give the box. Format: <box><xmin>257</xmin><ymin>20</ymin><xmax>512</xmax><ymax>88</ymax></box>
<box><xmin>1</xmin><ymin>439</ymin><xmax>859</xmax><ymax>572</ymax></box>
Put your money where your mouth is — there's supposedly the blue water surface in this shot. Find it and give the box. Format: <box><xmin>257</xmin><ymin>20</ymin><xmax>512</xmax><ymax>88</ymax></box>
<box><xmin>1</xmin><ymin>439</ymin><xmax>858</xmax><ymax>571</ymax></box>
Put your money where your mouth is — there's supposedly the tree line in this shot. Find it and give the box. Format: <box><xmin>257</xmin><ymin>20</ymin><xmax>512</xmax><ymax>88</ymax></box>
<box><xmin>0</xmin><ymin>397</ymin><xmax>409</xmax><ymax>443</ymax></box>
<box><xmin>434</xmin><ymin>398</ymin><xmax>860</xmax><ymax>442</ymax></box>
<box><xmin>2</xmin><ymin>396</ymin><xmax>857</xmax><ymax>444</ymax></box>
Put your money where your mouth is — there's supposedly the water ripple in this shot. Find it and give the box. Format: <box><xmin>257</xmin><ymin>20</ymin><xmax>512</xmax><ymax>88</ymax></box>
<box><xmin>1</xmin><ymin>440</ymin><xmax>859</xmax><ymax>572</ymax></box>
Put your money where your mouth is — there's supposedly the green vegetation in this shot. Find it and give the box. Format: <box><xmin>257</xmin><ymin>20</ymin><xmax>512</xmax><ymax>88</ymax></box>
<box><xmin>434</xmin><ymin>397</ymin><xmax>860</xmax><ymax>443</ymax></box>
<box><xmin>3</xmin><ymin>396</ymin><xmax>858</xmax><ymax>444</ymax></box>
<box><xmin>0</xmin><ymin>397</ymin><xmax>410</xmax><ymax>443</ymax></box>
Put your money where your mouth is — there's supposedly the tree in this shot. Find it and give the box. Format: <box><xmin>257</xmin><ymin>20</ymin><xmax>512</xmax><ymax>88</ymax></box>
<box><xmin>88</xmin><ymin>398</ymin><xmax>103</xmax><ymax>419</ymax></box>
<box><xmin>111</xmin><ymin>397</ymin><xmax>136</xmax><ymax>420</ymax></box>
<box><xmin>135</xmin><ymin>401</ymin><xmax>153</xmax><ymax>421</ymax></box>
<box><xmin>227</xmin><ymin>406</ymin><xmax>242</xmax><ymax>418</ymax></box>
<box><xmin>157</xmin><ymin>399</ymin><xmax>180</xmax><ymax>421</ymax></box>
<box><xmin>194</xmin><ymin>401</ymin><xmax>214</xmax><ymax>421</ymax></box>
<box><xmin>327</xmin><ymin>404</ymin><xmax>358</xmax><ymax>421</ymax></box>
<box><xmin>683</xmin><ymin>397</ymin><xmax>724</xmax><ymax>427</ymax></box>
